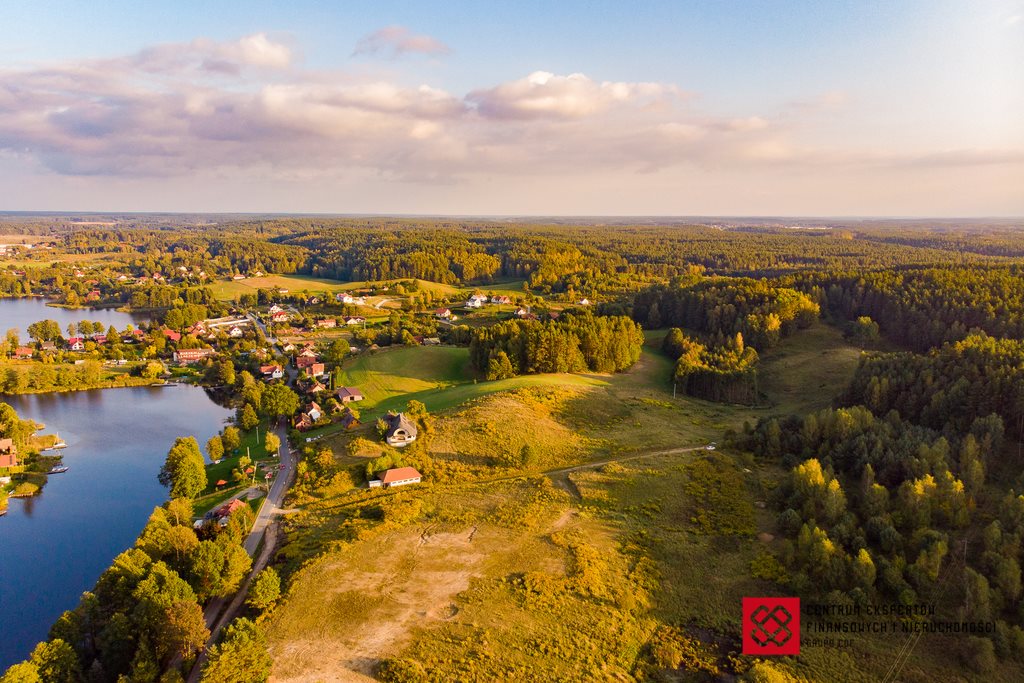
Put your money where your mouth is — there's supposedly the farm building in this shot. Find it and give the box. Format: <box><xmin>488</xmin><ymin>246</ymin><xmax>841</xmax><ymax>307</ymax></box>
<box><xmin>336</xmin><ymin>387</ymin><xmax>364</xmax><ymax>403</ymax></box>
<box><xmin>369</xmin><ymin>466</ymin><xmax>422</xmax><ymax>488</ymax></box>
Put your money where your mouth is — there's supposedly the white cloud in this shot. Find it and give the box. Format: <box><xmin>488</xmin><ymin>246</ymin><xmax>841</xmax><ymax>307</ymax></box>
<box><xmin>467</xmin><ymin>71</ymin><xmax>685</xmax><ymax>119</ymax></box>
<box><xmin>0</xmin><ymin>35</ymin><xmax>1019</xmax><ymax>204</ymax></box>
<box><xmin>352</xmin><ymin>26</ymin><xmax>451</xmax><ymax>58</ymax></box>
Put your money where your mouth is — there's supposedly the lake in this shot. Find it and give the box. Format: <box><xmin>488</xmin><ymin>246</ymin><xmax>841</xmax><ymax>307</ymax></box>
<box><xmin>0</xmin><ymin>386</ymin><xmax>232</xmax><ymax>670</ymax></box>
<box><xmin>0</xmin><ymin>296</ymin><xmax>149</xmax><ymax>340</ymax></box>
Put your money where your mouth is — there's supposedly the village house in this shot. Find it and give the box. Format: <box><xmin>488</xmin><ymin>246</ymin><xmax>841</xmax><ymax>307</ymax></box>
<box><xmin>293</xmin><ymin>401</ymin><xmax>324</xmax><ymax>430</ymax></box>
<box><xmin>259</xmin><ymin>364</ymin><xmax>284</xmax><ymax>380</ymax></box>
<box><xmin>303</xmin><ymin>362</ymin><xmax>326</xmax><ymax>379</ymax></box>
<box><xmin>344</xmin><ymin>316</ymin><xmax>365</xmax><ymax>326</ymax></box>
<box><xmin>232</xmin><ymin>274</ymin><xmax>246</xmax><ymax>281</ymax></box>
<box><xmin>578</xmin><ymin>298</ymin><xmax>591</xmax><ymax>306</ymax></box>
<box><xmin>383</xmin><ymin>412</ymin><xmax>418</xmax><ymax>447</ymax></box>
<box><xmin>86</xmin><ymin>289</ymin><xmax>101</xmax><ymax>302</ymax></box>
<box><xmin>490</xmin><ymin>295</ymin><xmax>512</xmax><ymax>305</ymax></box>
<box><xmin>173</xmin><ymin>348</ymin><xmax>214</xmax><ymax>364</ymax></box>
<box><xmin>336</xmin><ymin>387</ymin><xmax>364</xmax><ymax>403</ymax></box>
<box><xmin>369</xmin><ymin>466</ymin><xmax>422</xmax><ymax>489</ymax></box>
<box><xmin>66</xmin><ymin>337</ymin><xmax>85</xmax><ymax>351</ymax></box>
<box><xmin>296</xmin><ymin>354</ymin><xmax>320</xmax><ymax>370</ymax></box>
<box><xmin>271</xmin><ymin>311</ymin><xmax>290</xmax><ymax>323</ymax></box>
<box><xmin>465</xmin><ymin>297</ymin><xmax>483</xmax><ymax>309</ymax></box>
<box><xmin>337</xmin><ymin>293</ymin><xmax>367</xmax><ymax>305</ymax></box>
<box><xmin>269</xmin><ymin>304</ymin><xmax>284</xmax><ymax>315</ymax></box>
<box><xmin>13</xmin><ymin>346</ymin><xmax>34</xmax><ymax>359</ymax></box>
<box><xmin>315</xmin><ymin>318</ymin><xmax>337</xmax><ymax>329</ymax></box>
<box><xmin>0</xmin><ymin>438</ymin><xmax>19</xmax><ymax>469</ymax></box>
<box><xmin>228</xmin><ymin>326</ymin><xmax>245</xmax><ymax>338</ymax></box>
<box><xmin>304</xmin><ymin>378</ymin><xmax>328</xmax><ymax>394</ymax></box>
<box><xmin>93</xmin><ymin>334</ymin><xmax>107</xmax><ymax>344</ymax></box>
<box><xmin>435</xmin><ymin>308</ymin><xmax>452</xmax><ymax>320</ymax></box>
<box><xmin>40</xmin><ymin>341</ymin><xmax>56</xmax><ymax>352</ymax></box>
<box><xmin>162</xmin><ymin>329</ymin><xmax>182</xmax><ymax>343</ymax></box>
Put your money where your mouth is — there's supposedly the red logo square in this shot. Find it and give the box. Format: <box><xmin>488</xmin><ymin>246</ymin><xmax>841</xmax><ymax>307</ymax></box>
<box><xmin>743</xmin><ymin>597</ymin><xmax>800</xmax><ymax>655</ymax></box>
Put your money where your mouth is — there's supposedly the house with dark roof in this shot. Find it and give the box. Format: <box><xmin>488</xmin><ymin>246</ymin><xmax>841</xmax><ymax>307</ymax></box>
<box><xmin>336</xmin><ymin>387</ymin><xmax>364</xmax><ymax>403</ymax></box>
<box><xmin>384</xmin><ymin>412</ymin><xmax>418</xmax><ymax>447</ymax></box>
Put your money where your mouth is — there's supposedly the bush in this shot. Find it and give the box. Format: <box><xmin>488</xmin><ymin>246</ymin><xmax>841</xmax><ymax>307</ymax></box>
<box><xmin>377</xmin><ymin>658</ymin><xmax>428</xmax><ymax>683</ymax></box>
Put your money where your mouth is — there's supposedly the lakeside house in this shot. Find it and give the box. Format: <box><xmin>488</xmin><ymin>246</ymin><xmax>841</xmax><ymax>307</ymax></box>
<box><xmin>173</xmin><ymin>348</ymin><xmax>214</xmax><ymax>364</ymax></box>
<box><xmin>13</xmin><ymin>346</ymin><xmax>34</xmax><ymax>359</ymax></box>
<box><xmin>0</xmin><ymin>439</ymin><xmax>18</xmax><ymax>469</ymax></box>
<box><xmin>368</xmin><ymin>466</ymin><xmax>422</xmax><ymax>489</ymax></box>
<box><xmin>384</xmin><ymin>412</ymin><xmax>418</xmax><ymax>447</ymax></box>
<box><xmin>336</xmin><ymin>387</ymin><xmax>364</xmax><ymax>403</ymax></box>
<box><xmin>66</xmin><ymin>337</ymin><xmax>85</xmax><ymax>351</ymax></box>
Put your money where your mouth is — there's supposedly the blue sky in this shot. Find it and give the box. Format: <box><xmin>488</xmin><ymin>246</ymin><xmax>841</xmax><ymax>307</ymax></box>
<box><xmin>0</xmin><ymin>0</ymin><xmax>1021</xmax><ymax>214</ymax></box>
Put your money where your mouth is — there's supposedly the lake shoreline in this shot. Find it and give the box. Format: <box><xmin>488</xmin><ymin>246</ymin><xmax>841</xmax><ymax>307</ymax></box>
<box><xmin>0</xmin><ymin>385</ymin><xmax>233</xmax><ymax>669</ymax></box>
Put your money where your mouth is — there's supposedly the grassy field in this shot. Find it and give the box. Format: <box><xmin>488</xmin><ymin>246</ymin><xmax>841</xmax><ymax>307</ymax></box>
<box><xmin>209</xmin><ymin>273</ymin><xmax>351</xmax><ymax>301</ymax></box>
<box><xmin>332</xmin><ymin>345</ymin><xmax>611</xmax><ymax>416</ymax></box>
<box><xmin>336</xmin><ymin>278</ymin><xmax>462</xmax><ymax>297</ymax></box>
<box><xmin>265</xmin><ymin>323</ymin><xmax>941</xmax><ymax>682</ymax></box>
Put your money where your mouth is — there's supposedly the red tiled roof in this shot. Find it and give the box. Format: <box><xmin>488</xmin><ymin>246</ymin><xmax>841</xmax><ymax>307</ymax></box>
<box><xmin>380</xmin><ymin>467</ymin><xmax>422</xmax><ymax>484</ymax></box>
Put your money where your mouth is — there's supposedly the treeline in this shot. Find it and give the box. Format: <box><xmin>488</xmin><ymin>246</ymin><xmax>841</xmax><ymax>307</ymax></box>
<box><xmin>280</xmin><ymin>229</ymin><xmax>501</xmax><ymax>284</ymax></box>
<box><xmin>663</xmin><ymin>329</ymin><xmax>759</xmax><ymax>404</ymax></box>
<box><xmin>843</xmin><ymin>333</ymin><xmax>1024</xmax><ymax>438</ymax></box>
<box><xmin>783</xmin><ymin>266</ymin><xmax>1024</xmax><ymax>352</ymax></box>
<box><xmin>633</xmin><ymin>278</ymin><xmax>819</xmax><ymax>349</ymax></box>
<box><xmin>62</xmin><ymin>230</ymin><xmax>308</xmax><ymax>277</ymax></box>
<box><xmin>469</xmin><ymin>312</ymin><xmax>644</xmax><ymax>378</ymax></box>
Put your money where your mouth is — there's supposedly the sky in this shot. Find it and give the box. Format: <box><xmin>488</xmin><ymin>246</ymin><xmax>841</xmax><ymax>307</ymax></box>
<box><xmin>0</xmin><ymin>0</ymin><xmax>1021</xmax><ymax>216</ymax></box>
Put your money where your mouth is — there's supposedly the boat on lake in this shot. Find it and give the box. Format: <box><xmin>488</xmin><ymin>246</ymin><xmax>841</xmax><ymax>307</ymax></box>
<box><xmin>48</xmin><ymin>465</ymin><xmax>69</xmax><ymax>474</ymax></box>
<box><xmin>45</xmin><ymin>432</ymin><xmax>68</xmax><ymax>450</ymax></box>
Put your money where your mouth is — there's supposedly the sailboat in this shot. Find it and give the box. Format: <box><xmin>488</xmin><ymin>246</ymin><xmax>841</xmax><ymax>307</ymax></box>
<box><xmin>51</xmin><ymin>432</ymin><xmax>68</xmax><ymax>449</ymax></box>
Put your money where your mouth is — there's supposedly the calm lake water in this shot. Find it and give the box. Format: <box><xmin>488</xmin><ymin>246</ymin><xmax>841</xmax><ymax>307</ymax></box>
<box><xmin>1</xmin><ymin>296</ymin><xmax>149</xmax><ymax>340</ymax></box>
<box><xmin>0</xmin><ymin>386</ymin><xmax>232</xmax><ymax>669</ymax></box>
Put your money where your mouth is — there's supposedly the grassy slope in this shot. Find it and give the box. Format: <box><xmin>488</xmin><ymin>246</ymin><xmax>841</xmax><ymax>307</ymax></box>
<box><xmin>209</xmin><ymin>273</ymin><xmax>351</xmax><ymax>301</ymax></box>
<box><xmin>270</xmin><ymin>324</ymin><xmax>953</xmax><ymax>682</ymax></box>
